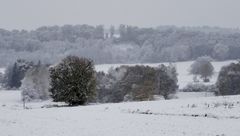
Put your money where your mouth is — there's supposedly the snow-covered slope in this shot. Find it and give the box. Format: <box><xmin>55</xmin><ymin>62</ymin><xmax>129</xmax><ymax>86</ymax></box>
<box><xmin>95</xmin><ymin>60</ymin><xmax>236</xmax><ymax>88</ymax></box>
<box><xmin>0</xmin><ymin>91</ymin><xmax>239</xmax><ymax>136</ymax></box>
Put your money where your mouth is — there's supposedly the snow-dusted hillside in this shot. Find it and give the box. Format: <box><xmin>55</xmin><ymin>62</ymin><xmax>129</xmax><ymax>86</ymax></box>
<box><xmin>0</xmin><ymin>91</ymin><xmax>240</xmax><ymax>136</ymax></box>
<box><xmin>95</xmin><ymin>60</ymin><xmax>236</xmax><ymax>88</ymax></box>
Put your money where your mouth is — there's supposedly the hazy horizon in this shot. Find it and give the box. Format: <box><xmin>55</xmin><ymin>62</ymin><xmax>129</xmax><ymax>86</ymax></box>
<box><xmin>0</xmin><ymin>0</ymin><xmax>240</xmax><ymax>30</ymax></box>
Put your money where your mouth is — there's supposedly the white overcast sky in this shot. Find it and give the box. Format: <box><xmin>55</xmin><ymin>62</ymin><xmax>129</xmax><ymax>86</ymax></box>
<box><xmin>0</xmin><ymin>0</ymin><xmax>240</xmax><ymax>30</ymax></box>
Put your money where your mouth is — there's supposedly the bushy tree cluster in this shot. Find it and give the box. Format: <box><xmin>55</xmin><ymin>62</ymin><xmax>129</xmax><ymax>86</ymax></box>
<box><xmin>49</xmin><ymin>56</ymin><xmax>96</xmax><ymax>105</ymax></box>
<box><xmin>96</xmin><ymin>64</ymin><xmax>178</xmax><ymax>103</ymax></box>
<box><xmin>118</xmin><ymin>66</ymin><xmax>156</xmax><ymax>102</ymax></box>
<box><xmin>3</xmin><ymin>59</ymin><xmax>34</xmax><ymax>89</ymax></box>
<box><xmin>217</xmin><ymin>61</ymin><xmax>240</xmax><ymax>95</ymax></box>
<box><xmin>190</xmin><ymin>56</ymin><xmax>214</xmax><ymax>82</ymax></box>
<box><xmin>21</xmin><ymin>63</ymin><xmax>50</xmax><ymax>101</ymax></box>
<box><xmin>156</xmin><ymin>64</ymin><xmax>178</xmax><ymax>99</ymax></box>
<box><xmin>96</xmin><ymin>67</ymin><xmax>128</xmax><ymax>103</ymax></box>
<box><xmin>181</xmin><ymin>83</ymin><xmax>218</xmax><ymax>93</ymax></box>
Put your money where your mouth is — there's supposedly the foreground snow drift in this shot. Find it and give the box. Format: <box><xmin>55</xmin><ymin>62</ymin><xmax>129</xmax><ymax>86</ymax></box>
<box><xmin>0</xmin><ymin>91</ymin><xmax>240</xmax><ymax>136</ymax></box>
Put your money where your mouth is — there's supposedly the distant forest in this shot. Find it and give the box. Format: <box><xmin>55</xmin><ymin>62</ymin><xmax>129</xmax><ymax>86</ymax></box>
<box><xmin>0</xmin><ymin>24</ymin><xmax>240</xmax><ymax>66</ymax></box>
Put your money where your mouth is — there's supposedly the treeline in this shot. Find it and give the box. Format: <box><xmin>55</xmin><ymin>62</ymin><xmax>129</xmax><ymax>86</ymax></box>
<box><xmin>0</xmin><ymin>56</ymin><xmax>178</xmax><ymax>105</ymax></box>
<box><xmin>1</xmin><ymin>25</ymin><xmax>240</xmax><ymax>66</ymax></box>
<box><xmin>96</xmin><ymin>64</ymin><xmax>178</xmax><ymax>103</ymax></box>
<box><xmin>1</xmin><ymin>56</ymin><xmax>240</xmax><ymax>106</ymax></box>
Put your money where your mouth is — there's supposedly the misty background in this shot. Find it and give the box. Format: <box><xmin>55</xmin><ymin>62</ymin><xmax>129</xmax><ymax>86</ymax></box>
<box><xmin>0</xmin><ymin>0</ymin><xmax>240</xmax><ymax>67</ymax></box>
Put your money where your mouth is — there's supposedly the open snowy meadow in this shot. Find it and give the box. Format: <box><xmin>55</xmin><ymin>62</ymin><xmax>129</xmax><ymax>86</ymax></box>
<box><xmin>1</xmin><ymin>91</ymin><xmax>240</xmax><ymax>136</ymax></box>
<box><xmin>0</xmin><ymin>60</ymin><xmax>240</xmax><ymax>136</ymax></box>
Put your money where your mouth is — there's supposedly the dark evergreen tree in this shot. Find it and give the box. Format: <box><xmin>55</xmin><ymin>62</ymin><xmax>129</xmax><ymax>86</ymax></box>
<box><xmin>49</xmin><ymin>56</ymin><xmax>96</xmax><ymax>105</ymax></box>
<box><xmin>155</xmin><ymin>64</ymin><xmax>178</xmax><ymax>99</ymax></box>
<box><xmin>217</xmin><ymin>61</ymin><xmax>240</xmax><ymax>95</ymax></box>
<box><xmin>3</xmin><ymin>59</ymin><xmax>34</xmax><ymax>89</ymax></box>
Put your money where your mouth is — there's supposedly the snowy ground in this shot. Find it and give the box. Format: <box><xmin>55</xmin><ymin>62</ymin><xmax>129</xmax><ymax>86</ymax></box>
<box><xmin>95</xmin><ymin>60</ymin><xmax>236</xmax><ymax>88</ymax></box>
<box><xmin>0</xmin><ymin>91</ymin><xmax>240</xmax><ymax>136</ymax></box>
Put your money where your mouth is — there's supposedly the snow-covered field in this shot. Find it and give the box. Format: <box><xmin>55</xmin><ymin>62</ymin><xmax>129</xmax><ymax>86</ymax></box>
<box><xmin>0</xmin><ymin>91</ymin><xmax>240</xmax><ymax>136</ymax></box>
<box><xmin>96</xmin><ymin>60</ymin><xmax>236</xmax><ymax>88</ymax></box>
